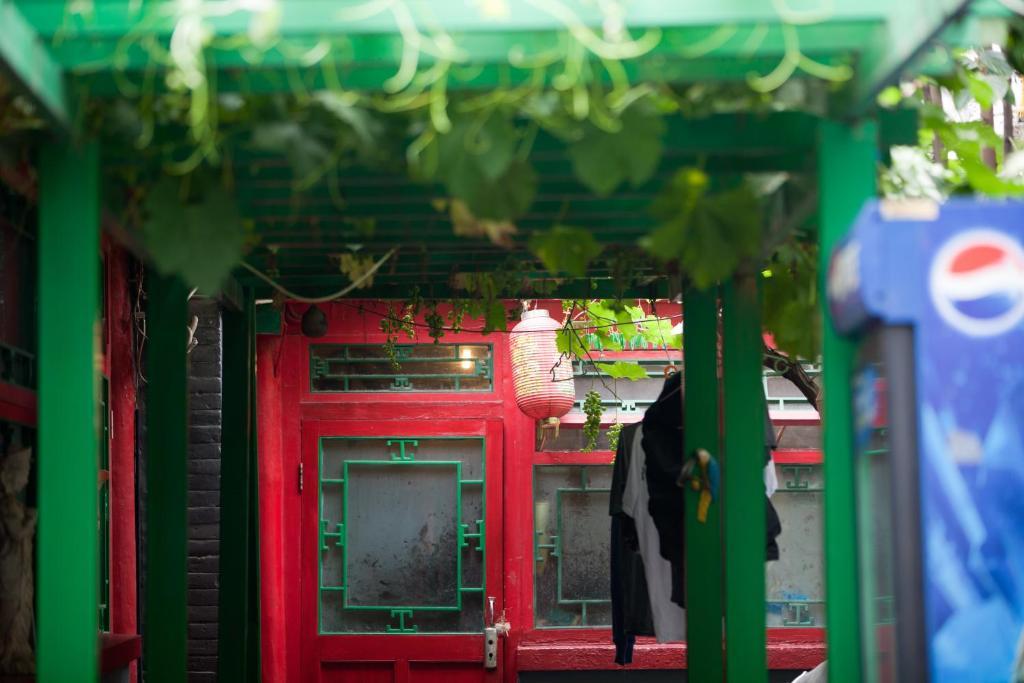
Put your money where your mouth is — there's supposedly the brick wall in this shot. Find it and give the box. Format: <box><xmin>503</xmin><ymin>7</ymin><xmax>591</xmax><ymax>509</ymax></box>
<box><xmin>187</xmin><ymin>299</ymin><xmax>223</xmax><ymax>682</ymax></box>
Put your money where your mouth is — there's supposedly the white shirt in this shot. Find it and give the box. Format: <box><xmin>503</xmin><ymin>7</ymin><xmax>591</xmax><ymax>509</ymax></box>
<box><xmin>621</xmin><ymin>424</ymin><xmax>687</xmax><ymax>642</ymax></box>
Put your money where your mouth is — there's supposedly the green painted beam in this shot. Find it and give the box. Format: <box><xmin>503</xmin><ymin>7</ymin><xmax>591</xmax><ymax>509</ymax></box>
<box><xmin>838</xmin><ymin>0</ymin><xmax>975</xmax><ymax>118</ymax></box>
<box><xmin>817</xmin><ymin>119</ymin><xmax>878</xmax><ymax>683</ymax></box>
<box><xmin>684</xmin><ymin>286</ymin><xmax>725</xmax><ymax>682</ymax></box>
<box><xmin>38</xmin><ymin>142</ymin><xmax>100</xmax><ymax>683</ymax></box>
<box><xmin>19</xmin><ymin>0</ymin><xmax>891</xmax><ymax>39</ymax></box>
<box><xmin>0</xmin><ymin>0</ymin><xmax>69</xmax><ymax>129</ymax></box>
<box><xmin>144</xmin><ymin>270</ymin><xmax>189</xmax><ymax>683</ymax></box>
<box><xmin>219</xmin><ymin>292</ymin><xmax>257</xmax><ymax>681</ymax></box>
<box><xmin>45</xmin><ymin>24</ymin><xmax>876</xmax><ymax>74</ymax></box>
<box><xmin>722</xmin><ymin>274</ymin><xmax>767</xmax><ymax>683</ymax></box>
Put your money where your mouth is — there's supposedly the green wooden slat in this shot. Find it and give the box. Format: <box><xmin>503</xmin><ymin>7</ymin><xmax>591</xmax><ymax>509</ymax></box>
<box><xmin>722</xmin><ymin>274</ymin><xmax>766</xmax><ymax>683</ymax></box>
<box><xmin>144</xmin><ymin>270</ymin><xmax>189</xmax><ymax>683</ymax></box>
<box><xmin>684</xmin><ymin>286</ymin><xmax>725</xmax><ymax>681</ymax></box>
<box><xmin>219</xmin><ymin>292</ymin><xmax>257</xmax><ymax>680</ymax></box>
<box><xmin>818</xmin><ymin>119</ymin><xmax>877</xmax><ymax>683</ymax></box>
<box><xmin>38</xmin><ymin>142</ymin><xmax>99</xmax><ymax>683</ymax></box>
<box><xmin>0</xmin><ymin>0</ymin><xmax>69</xmax><ymax>129</ymax></box>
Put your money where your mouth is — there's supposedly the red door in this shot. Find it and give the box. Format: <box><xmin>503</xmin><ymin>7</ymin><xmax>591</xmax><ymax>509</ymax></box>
<box><xmin>301</xmin><ymin>418</ymin><xmax>505</xmax><ymax>683</ymax></box>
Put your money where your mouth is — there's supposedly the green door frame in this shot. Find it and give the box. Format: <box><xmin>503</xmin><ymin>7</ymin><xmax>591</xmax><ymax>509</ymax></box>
<box><xmin>818</xmin><ymin>118</ymin><xmax>879</xmax><ymax>682</ymax></box>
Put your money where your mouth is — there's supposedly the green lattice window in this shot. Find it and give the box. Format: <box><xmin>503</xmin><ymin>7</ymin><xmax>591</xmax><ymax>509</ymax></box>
<box><xmin>318</xmin><ymin>437</ymin><xmax>486</xmax><ymax>634</ymax></box>
<box><xmin>767</xmin><ymin>462</ymin><xmax>825</xmax><ymax>627</ymax></box>
<box><xmin>534</xmin><ymin>465</ymin><xmax>613</xmax><ymax>628</ymax></box>
<box><xmin>310</xmin><ymin>344</ymin><xmax>493</xmax><ymax>393</ymax></box>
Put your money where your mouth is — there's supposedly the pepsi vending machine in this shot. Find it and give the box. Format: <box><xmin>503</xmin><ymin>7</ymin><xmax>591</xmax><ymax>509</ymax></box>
<box><xmin>827</xmin><ymin>199</ymin><xmax>1024</xmax><ymax>683</ymax></box>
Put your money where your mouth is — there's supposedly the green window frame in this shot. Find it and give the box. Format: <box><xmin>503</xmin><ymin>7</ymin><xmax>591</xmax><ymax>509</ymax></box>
<box><xmin>310</xmin><ymin>343</ymin><xmax>493</xmax><ymax>393</ymax></box>
<box><xmin>317</xmin><ymin>436</ymin><xmax>486</xmax><ymax>634</ymax></box>
<box><xmin>534</xmin><ymin>464</ymin><xmax>612</xmax><ymax>628</ymax></box>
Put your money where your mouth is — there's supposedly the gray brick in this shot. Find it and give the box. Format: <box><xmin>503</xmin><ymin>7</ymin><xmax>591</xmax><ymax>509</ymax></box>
<box><xmin>191</xmin><ymin>393</ymin><xmax>221</xmax><ymax>411</ymax></box>
<box><xmin>189</xmin><ymin>623</ymin><xmax>219</xmax><ymax>640</ymax></box>
<box><xmin>188</xmin><ymin>474</ymin><xmax>220</xmax><ymax>491</ymax></box>
<box><xmin>189</xmin><ymin>444</ymin><xmax>221</xmax><ymax>460</ymax></box>
<box><xmin>188</xmin><ymin>572</ymin><xmax>219</xmax><ymax>590</ymax></box>
<box><xmin>190</xmin><ymin>491</ymin><xmax>220</xmax><ymax>507</ymax></box>
<box><xmin>188</xmin><ymin>606</ymin><xmax>219</xmax><ymax>623</ymax></box>
<box><xmin>189</xmin><ymin>556</ymin><xmax>219</xmax><ymax>573</ymax></box>
<box><xmin>189</xmin><ymin>540</ymin><xmax>220</xmax><ymax>556</ymax></box>
<box><xmin>188</xmin><ymin>459</ymin><xmax>221</xmax><ymax>475</ymax></box>
<box><xmin>190</xmin><ymin>524</ymin><xmax>220</xmax><ymax>541</ymax></box>
<box><xmin>190</xmin><ymin>410</ymin><xmax>221</xmax><ymax>427</ymax></box>
<box><xmin>188</xmin><ymin>507</ymin><xmax>220</xmax><ymax>525</ymax></box>
<box><xmin>190</xmin><ymin>589</ymin><xmax>220</xmax><ymax>606</ymax></box>
<box><xmin>190</xmin><ymin>426</ymin><xmax>221</xmax><ymax>445</ymax></box>
<box><xmin>188</xmin><ymin>672</ymin><xmax>218</xmax><ymax>683</ymax></box>
<box><xmin>190</xmin><ymin>377</ymin><xmax>222</xmax><ymax>395</ymax></box>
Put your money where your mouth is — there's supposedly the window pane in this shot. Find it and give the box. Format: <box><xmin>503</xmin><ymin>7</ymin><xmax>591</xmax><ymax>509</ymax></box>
<box><xmin>310</xmin><ymin>344</ymin><xmax>493</xmax><ymax>393</ymax></box>
<box><xmin>766</xmin><ymin>463</ymin><xmax>825</xmax><ymax>627</ymax></box>
<box><xmin>318</xmin><ymin>437</ymin><xmax>485</xmax><ymax>634</ymax></box>
<box><xmin>534</xmin><ymin>465</ymin><xmax>612</xmax><ymax>628</ymax></box>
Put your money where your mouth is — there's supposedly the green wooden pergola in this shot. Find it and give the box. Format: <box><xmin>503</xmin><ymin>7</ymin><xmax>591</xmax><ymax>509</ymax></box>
<box><xmin>0</xmin><ymin>0</ymin><xmax>1012</xmax><ymax>680</ymax></box>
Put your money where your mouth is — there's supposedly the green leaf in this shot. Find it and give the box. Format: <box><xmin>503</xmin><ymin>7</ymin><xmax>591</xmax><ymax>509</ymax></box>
<box><xmin>448</xmin><ymin>199</ymin><xmax>518</xmax><ymax>248</ymax></box>
<box><xmin>963</xmin><ymin>70</ymin><xmax>995</xmax><ymax>109</ymax></box>
<box><xmin>452</xmin><ymin>159</ymin><xmax>537</xmax><ymax>221</ymax></box>
<box><xmin>877</xmin><ymin>86</ymin><xmax>903</xmax><ymax>108</ymax></box>
<box><xmin>433</xmin><ymin>112</ymin><xmax>533</xmax><ymax>220</ymax></box>
<box><xmin>643</xmin><ymin>169</ymin><xmax>762</xmax><ymax>289</ymax></box>
<box><xmin>251</xmin><ymin>121</ymin><xmax>329</xmax><ymax>180</ymax></box>
<box><xmin>568</xmin><ymin>105</ymin><xmax>665</xmax><ymax>196</ymax></box>
<box><xmin>596</xmin><ymin>361</ymin><xmax>648</xmax><ymax>381</ymax></box>
<box><xmin>142</xmin><ymin>175</ymin><xmax>250</xmax><ymax>294</ymax></box>
<box><xmin>556</xmin><ymin>327</ymin><xmax>588</xmax><ymax>357</ymax></box>
<box><xmin>529</xmin><ymin>225</ymin><xmax>604</xmax><ymax>278</ymax></box>
<box><xmin>640</xmin><ymin>318</ymin><xmax>681</xmax><ymax>349</ymax></box>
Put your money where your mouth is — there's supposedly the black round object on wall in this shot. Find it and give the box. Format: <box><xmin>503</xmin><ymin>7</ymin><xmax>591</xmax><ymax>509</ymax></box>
<box><xmin>301</xmin><ymin>304</ymin><xmax>328</xmax><ymax>337</ymax></box>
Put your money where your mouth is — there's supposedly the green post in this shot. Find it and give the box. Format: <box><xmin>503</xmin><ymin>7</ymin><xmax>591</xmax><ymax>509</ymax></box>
<box><xmin>145</xmin><ymin>270</ymin><xmax>189</xmax><ymax>682</ymax></box>
<box><xmin>722</xmin><ymin>274</ymin><xmax>766</xmax><ymax>683</ymax></box>
<box><xmin>38</xmin><ymin>143</ymin><xmax>100</xmax><ymax>682</ymax></box>
<box><xmin>683</xmin><ymin>286</ymin><xmax>724</xmax><ymax>681</ymax></box>
<box><xmin>818</xmin><ymin>119</ymin><xmax>878</xmax><ymax>682</ymax></box>
<box><xmin>219</xmin><ymin>293</ymin><xmax>257</xmax><ymax>680</ymax></box>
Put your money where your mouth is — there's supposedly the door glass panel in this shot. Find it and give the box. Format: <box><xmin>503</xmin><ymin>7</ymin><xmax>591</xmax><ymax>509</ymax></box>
<box><xmin>319</xmin><ymin>437</ymin><xmax>485</xmax><ymax>634</ymax></box>
<box><xmin>534</xmin><ymin>465</ymin><xmax>612</xmax><ymax>628</ymax></box>
<box><xmin>766</xmin><ymin>464</ymin><xmax>825</xmax><ymax>628</ymax></box>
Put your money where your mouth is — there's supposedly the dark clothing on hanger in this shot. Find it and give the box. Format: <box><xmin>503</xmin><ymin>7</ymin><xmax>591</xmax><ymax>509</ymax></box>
<box><xmin>610</xmin><ymin>423</ymin><xmax>655</xmax><ymax>663</ymax></box>
<box><xmin>641</xmin><ymin>373</ymin><xmax>687</xmax><ymax>607</ymax></box>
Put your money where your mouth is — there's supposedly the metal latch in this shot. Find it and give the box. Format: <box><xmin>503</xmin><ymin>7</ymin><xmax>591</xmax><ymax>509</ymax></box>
<box><xmin>485</xmin><ymin>596</ymin><xmax>510</xmax><ymax>669</ymax></box>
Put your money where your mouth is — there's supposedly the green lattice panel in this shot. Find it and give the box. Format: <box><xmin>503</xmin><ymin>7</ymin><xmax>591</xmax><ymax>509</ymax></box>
<box><xmin>310</xmin><ymin>344</ymin><xmax>493</xmax><ymax>393</ymax></box>
<box><xmin>318</xmin><ymin>436</ymin><xmax>485</xmax><ymax>634</ymax></box>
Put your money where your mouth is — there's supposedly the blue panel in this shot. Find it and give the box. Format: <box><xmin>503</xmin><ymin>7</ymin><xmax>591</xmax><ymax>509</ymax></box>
<box><xmin>829</xmin><ymin>199</ymin><xmax>1024</xmax><ymax>682</ymax></box>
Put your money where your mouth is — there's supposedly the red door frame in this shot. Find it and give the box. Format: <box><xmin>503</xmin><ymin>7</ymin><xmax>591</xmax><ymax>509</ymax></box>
<box><xmin>299</xmin><ymin>418</ymin><xmax>504</xmax><ymax>682</ymax></box>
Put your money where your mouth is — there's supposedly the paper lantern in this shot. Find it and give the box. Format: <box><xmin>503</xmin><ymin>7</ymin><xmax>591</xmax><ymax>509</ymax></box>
<box><xmin>509</xmin><ymin>309</ymin><xmax>575</xmax><ymax>425</ymax></box>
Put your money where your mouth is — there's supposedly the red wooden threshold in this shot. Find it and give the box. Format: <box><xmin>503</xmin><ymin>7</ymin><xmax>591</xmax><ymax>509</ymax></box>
<box><xmin>516</xmin><ymin>631</ymin><xmax>826</xmax><ymax>671</ymax></box>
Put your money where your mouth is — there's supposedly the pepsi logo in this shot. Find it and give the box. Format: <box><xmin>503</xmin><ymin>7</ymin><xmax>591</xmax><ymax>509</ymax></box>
<box><xmin>929</xmin><ymin>229</ymin><xmax>1024</xmax><ymax>337</ymax></box>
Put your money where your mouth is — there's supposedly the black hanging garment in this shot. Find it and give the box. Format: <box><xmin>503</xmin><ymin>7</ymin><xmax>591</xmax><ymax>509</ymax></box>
<box><xmin>641</xmin><ymin>372</ymin><xmax>687</xmax><ymax>607</ymax></box>
<box><xmin>609</xmin><ymin>422</ymin><xmax>655</xmax><ymax>664</ymax></box>
<box><xmin>641</xmin><ymin>373</ymin><xmax>783</xmax><ymax>610</ymax></box>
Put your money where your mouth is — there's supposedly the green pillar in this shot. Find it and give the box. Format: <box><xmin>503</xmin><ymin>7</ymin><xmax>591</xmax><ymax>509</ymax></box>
<box><xmin>144</xmin><ymin>271</ymin><xmax>189</xmax><ymax>682</ymax></box>
<box><xmin>818</xmin><ymin>119</ymin><xmax>878</xmax><ymax>682</ymax></box>
<box><xmin>219</xmin><ymin>293</ymin><xmax>258</xmax><ymax>680</ymax></box>
<box><xmin>722</xmin><ymin>274</ymin><xmax>766</xmax><ymax>683</ymax></box>
<box><xmin>38</xmin><ymin>143</ymin><xmax>100</xmax><ymax>682</ymax></box>
<box><xmin>683</xmin><ymin>286</ymin><xmax>724</xmax><ymax>681</ymax></box>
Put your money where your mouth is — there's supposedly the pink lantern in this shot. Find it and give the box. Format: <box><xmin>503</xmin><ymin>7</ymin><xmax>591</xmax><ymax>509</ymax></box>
<box><xmin>509</xmin><ymin>309</ymin><xmax>575</xmax><ymax>426</ymax></box>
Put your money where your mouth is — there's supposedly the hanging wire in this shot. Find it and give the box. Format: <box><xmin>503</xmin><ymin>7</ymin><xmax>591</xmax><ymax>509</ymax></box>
<box><xmin>240</xmin><ymin>247</ymin><xmax>399</xmax><ymax>303</ymax></box>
